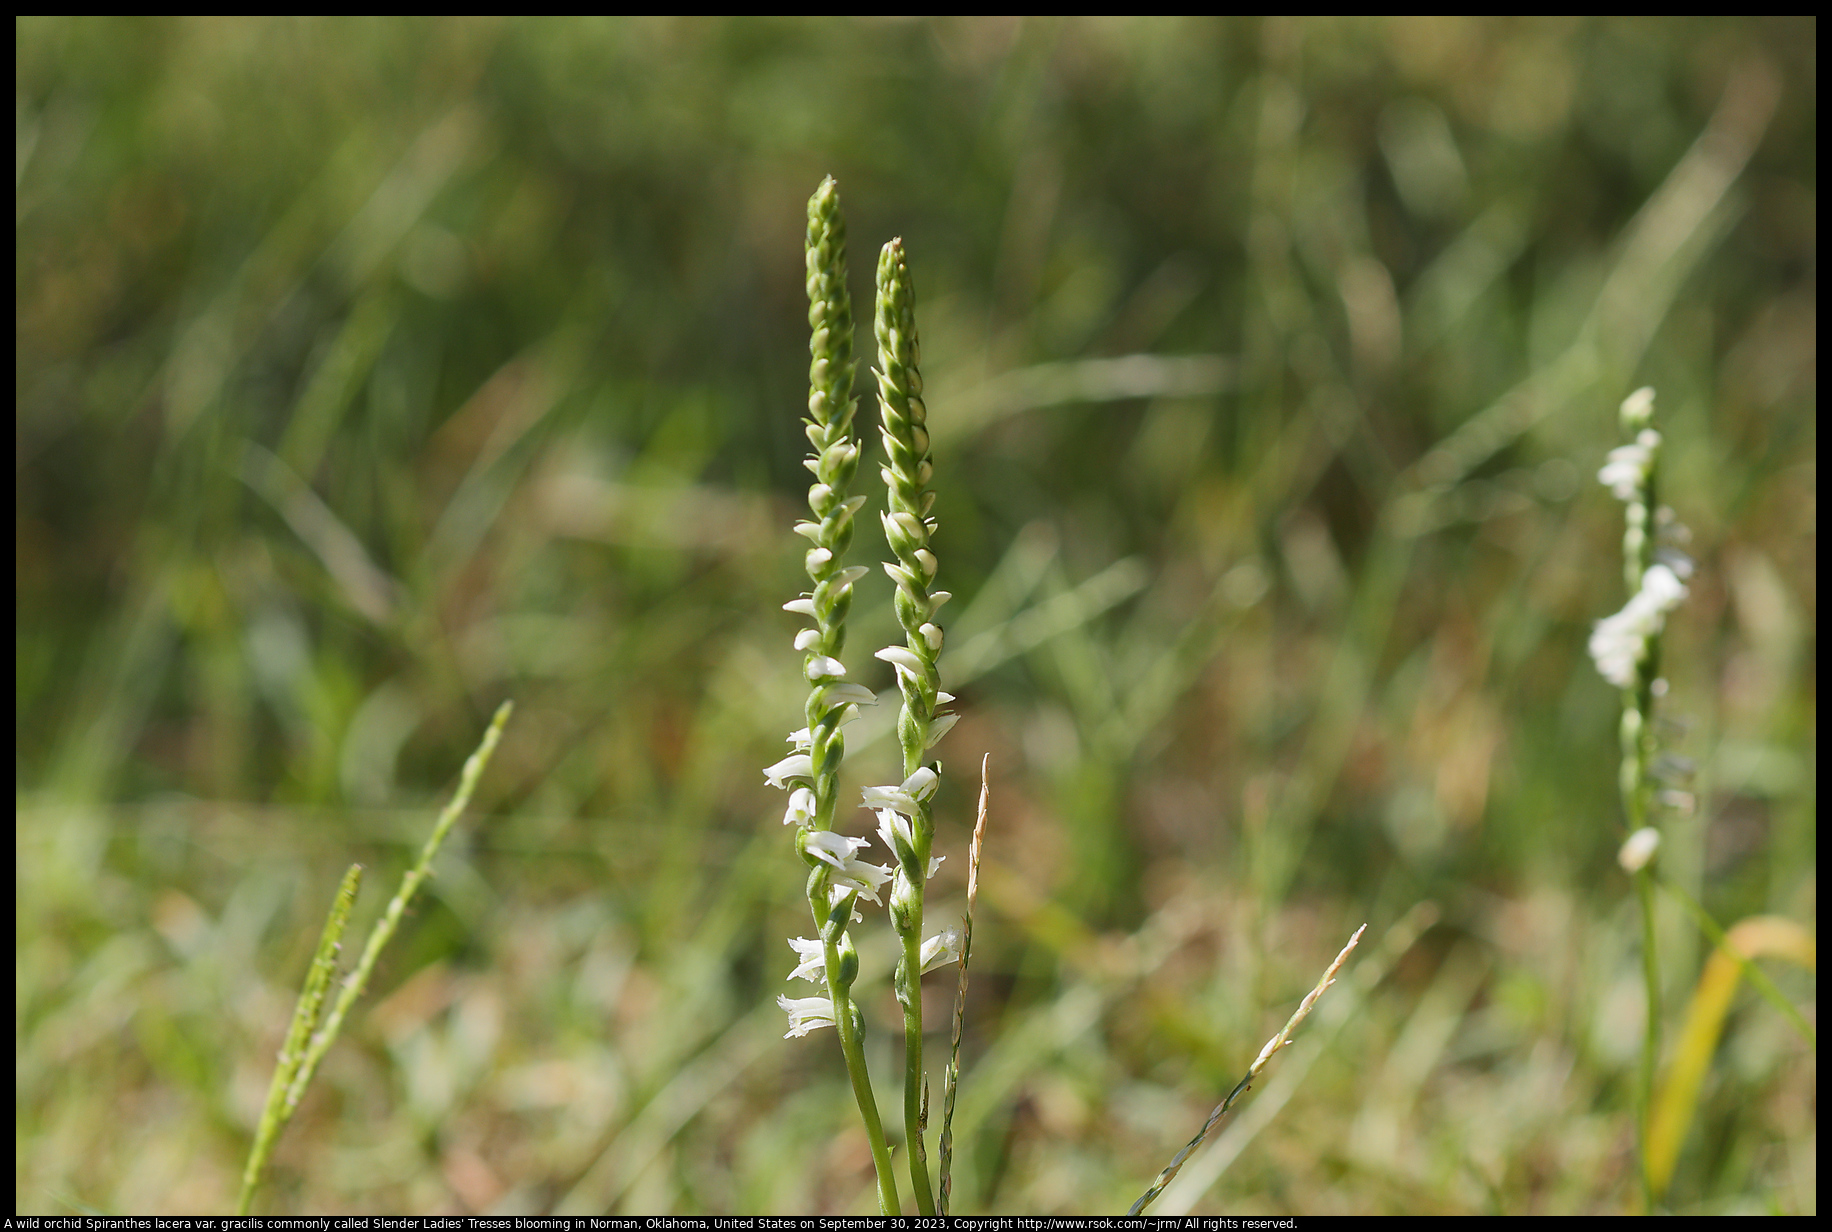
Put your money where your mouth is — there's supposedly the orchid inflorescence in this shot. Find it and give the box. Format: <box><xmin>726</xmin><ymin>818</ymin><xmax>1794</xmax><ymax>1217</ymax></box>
<box><xmin>764</xmin><ymin>176</ymin><xmax>1367</xmax><ymax>1220</ymax></box>
<box><xmin>1588</xmin><ymin>386</ymin><xmax>1698</xmax><ymax>856</ymax></box>
<box><xmin>1589</xmin><ymin>388</ymin><xmax>1695</xmax><ymax>697</ymax></box>
<box><xmin>762</xmin><ymin>177</ymin><xmax>965</xmax><ymax>1216</ymax></box>
<box><xmin>1588</xmin><ymin>386</ymin><xmax>1699</xmax><ymax>1209</ymax></box>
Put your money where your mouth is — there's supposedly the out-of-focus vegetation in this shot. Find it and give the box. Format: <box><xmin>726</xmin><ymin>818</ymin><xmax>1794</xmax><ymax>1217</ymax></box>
<box><xmin>16</xmin><ymin>16</ymin><xmax>1814</xmax><ymax>1216</ymax></box>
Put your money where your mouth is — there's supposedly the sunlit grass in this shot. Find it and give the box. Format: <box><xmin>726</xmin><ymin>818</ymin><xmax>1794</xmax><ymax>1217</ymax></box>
<box><xmin>17</xmin><ymin>16</ymin><xmax>1815</xmax><ymax>1216</ymax></box>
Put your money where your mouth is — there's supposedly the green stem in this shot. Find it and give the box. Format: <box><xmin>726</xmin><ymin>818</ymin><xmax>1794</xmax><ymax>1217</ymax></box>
<box><xmin>1611</xmin><ymin>390</ymin><xmax>1665</xmax><ymax>1214</ymax></box>
<box><xmin>1620</xmin><ymin>676</ymin><xmax>1660</xmax><ymax>1213</ymax></box>
<box><xmin>899</xmin><ymin>927</ymin><xmax>936</xmax><ymax>1215</ymax></box>
<box><xmin>896</xmin><ymin>795</ymin><xmax>936</xmax><ymax>1214</ymax></box>
<box><xmin>824</xmin><ymin>931</ymin><xmax>900</xmax><ymax>1215</ymax></box>
<box><xmin>1634</xmin><ymin>864</ymin><xmax>1660</xmax><ymax>1212</ymax></box>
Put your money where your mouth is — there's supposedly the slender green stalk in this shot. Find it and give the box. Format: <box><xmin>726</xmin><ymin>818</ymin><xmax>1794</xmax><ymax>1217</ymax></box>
<box><xmin>237</xmin><ymin>699</ymin><xmax>512</xmax><ymax>1215</ymax></box>
<box><xmin>1130</xmin><ymin>925</ymin><xmax>1365</xmax><ymax>1216</ymax></box>
<box><xmin>770</xmin><ymin>176</ymin><xmax>900</xmax><ymax>1214</ymax></box>
<box><xmin>1632</xmin><ymin>868</ymin><xmax>1660</xmax><ymax>1211</ymax></box>
<box><xmin>1589</xmin><ymin>387</ymin><xmax>1690</xmax><ymax>1212</ymax></box>
<box><xmin>819</xmin><ymin>889</ymin><xmax>901</xmax><ymax>1217</ymax></box>
<box><xmin>871</xmin><ymin>236</ymin><xmax>957</xmax><ymax>1216</ymax></box>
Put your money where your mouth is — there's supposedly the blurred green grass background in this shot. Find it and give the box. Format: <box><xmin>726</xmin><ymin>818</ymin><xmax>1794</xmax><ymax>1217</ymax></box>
<box><xmin>15</xmin><ymin>16</ymin><xmax>1814</xmax><ymax>1215</ymax></box>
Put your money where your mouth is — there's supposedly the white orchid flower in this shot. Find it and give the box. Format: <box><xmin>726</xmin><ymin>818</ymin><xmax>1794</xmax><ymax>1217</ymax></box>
<box><xmin>762</xmin><ymin>753</ymin><xmax>814</xmax><ymax>790</ymax></box>
<box><xmin>786</xmin><ymin>936</ymin><xmax>827</xmax><ymax>984</ymax></box>
<box><xmin>803</xmin><ymin>830</ymin><xmax>891</xmax><ymax>905</ymax></box>
<box><xmin>777</xmin><ymin>993</ymin><xmax>837</xmax><ymax>1038</ymax></box>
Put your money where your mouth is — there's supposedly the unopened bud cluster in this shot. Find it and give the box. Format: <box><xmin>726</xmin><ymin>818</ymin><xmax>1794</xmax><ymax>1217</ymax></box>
<box><xmin>872</xmin><ymin>238</ymin><xmax>958</xmax><ymax>782</ymax></box>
